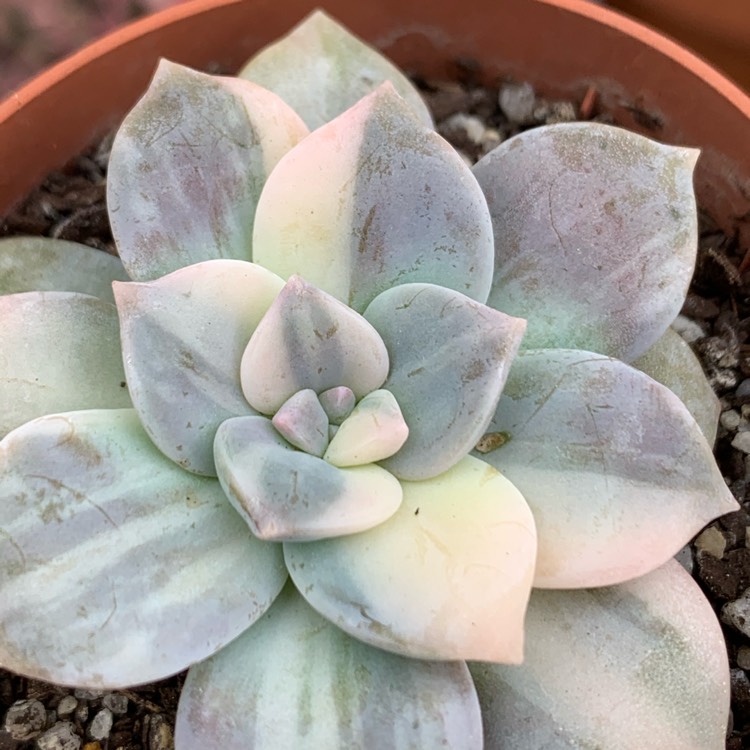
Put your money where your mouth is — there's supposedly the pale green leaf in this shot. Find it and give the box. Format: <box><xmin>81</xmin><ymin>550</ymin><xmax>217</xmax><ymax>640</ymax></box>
<box><xmin>477</xmin><ymin>349</ymin><xmax>737</xmax><ymax>588</ymax></box>
<box><xmin>285</xmin><ymin>456</ymin><xmax>536</xmax><ymax>662</ymax></box>
<box><xmin>474</xmin><ymin>122</ymin><xmax>699</xmax><ymax>361</ymax></box>
<box><xmin>633</xmin><ymin>326</ymin><xmax>720</xmax><ymax>445</ymax></box>
<box><xmin>238</xmin><ymin>10</ymin><xmax>433</xmax><ymax>130</ymax></box>
<box><xmin>363</xmin><ymin>283</ymin><xmax>525</xmax><ymax>480</ymax></box>
<box><xmin>0</xmin><ymin>409</ymin><xmax>286</xmax><ymax>688</ymax></box>
<box><xmin>214</xmin><ymin>416</ymin><xmax>402</xmax><ymax>541</ymax></box>
<box><xmin>114</xmin><ymin>260</ymin><xmax>284</xmax><ymax>476</ymax></box>
<box><xmin>176</xmin><ymin>583</ymin><xmax>482</xmax><ymax>749</ymax></box>
<box><xmin>324</xmin><ymin>389</ymin><xmax>408</xmax><ymax>467</ymax></box>
<box><xmin>471</xmin><ymin>560</ymin><xmax>730</xmax><ymax>750</ymax></box>
<box><xmin>0</xmin><ymin>292</ymin><xmax>131</xmax><ymax>439</ymax></box>
<box><xmin>253</xmin><ymin>83</ymin><xmax>494</xmax><ymax>312</ymax></box>
<box><xmin>241</xmin><ymin>276</ymin><xmax>389</xmax><ymax>415</ymax></box>
<box><xmin>0</xmin><ymin>237</ymin><xmax>128</xmax><ymax>302</ymax></box>
<box><xmin>108</xmin><ymin>60</ymin><xmax>308</xmax><ymax>281</ymax></box>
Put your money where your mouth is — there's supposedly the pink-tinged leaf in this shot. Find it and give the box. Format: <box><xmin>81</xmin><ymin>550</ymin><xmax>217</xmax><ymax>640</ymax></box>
<box><xmin>474</xmin><ymin>122</ymin><xmax>699</xmax><ymax>361</ymax></box>
<box><xmin>241</xmin><ymin>276</ymin><xmax>389</xmax><ymax>414</ymax></box>
<box><xmin>471</xmin><ymin>560</ymin><xmax>730</xmax><ymax>750</ymax></box>
<box><xmin>0</xmin><ymin>409</ymin><xmax>286</xmax><ymax>688</ymax></box>
<box><xmin>0</xmin><ymin>292</ymin><xmax>131</xmax><ymax>439</ymax></box>
<box><xmin>114</xmin><ymin>260</ymin><xmax>284</xmax><ymax>476</ymax></box>
<box><xmin>176</xmin><ymin>584</ymin><xmax>482</xmax><ymax>749</ymax></box>
<box><xmin>272</xmin><ymin>389</ymin><xmax>329</xmax><ymax>457</ymax></box>
<box><xmin>214</xmin><ymin>416</ymin><xmax>402</xmax><ymax>542</ymax></box>
<box><xmin>238</xmin><ymin>10</ymin><xmax>432</xmax><ymax>130</ymax></box>
<box><xmin>285</xmin><ymin>456</ymin><xmax>536</xmax><ymax>663</ymax></box>
<box><xmin>633</xmin><ymin>326</ymin><xmax>720</xmax><ymax>445</ymax></box>
<box><xmin>363</xmin><ymin>283</ymin><xmax>526</xmax><ymax>480</ymax></box>
<box><xmin>108</xmin><ymin>60</ymin><xmax>308</xmax><ymax>281</ymax></box>
<box><xmin>477</xmin><ymin>349</ymin><xmax>737</xmax><ymax>588</ymax></box>
<box><xmin>253</xmin><ymin>83</ymin><xmax>494</xmax><ymax>312</ymax></box>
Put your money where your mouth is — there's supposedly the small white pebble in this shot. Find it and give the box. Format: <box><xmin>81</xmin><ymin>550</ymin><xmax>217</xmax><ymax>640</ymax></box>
<box><xmin>722</xmin><ymin>589</ymin><xmax>750</xmax><ymax>638</ymax></box>
<box><xmin>694</xmin><ymin>526</ymin><xmax>727</xmax><ymax>559</ymax></box>
<box><xmin>732</xmin><ymin>431</ymin><xmax>750</xmax><ymax>454</ymax></box>
<box><xmin>672</xmin><ymin>314</ymin><xmax>705</xmax><ymax>343</ymax></box>
<box><xmin>440</xmin><ymin>113</ymin><xmax>486</xmax><ymax>145</ymax></box>
<box><xmin>87</xmin><ymin>708</ymin><xmax>113</xmax><ymax>741</ymax></box>
<box><xmin>56</xmin><ymin>696</ymin><xmax>78</xmax><ymax>717</ymax></box>
<box><xmin>721</xmin><ymin>409</ymin><xmax>742</xmax><ymax>431</ymax></box>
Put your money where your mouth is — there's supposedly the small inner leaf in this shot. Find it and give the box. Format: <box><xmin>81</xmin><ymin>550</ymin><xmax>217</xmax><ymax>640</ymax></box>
<box><xmin>272</xmin><ymin>389</ymin><xmax>329</xmax><ymax>457</ymax></box>
<box><xmin>241</xmin><ymin>276</ymin><xmax>389</xmax><ymax>414</ymax></box>
<box><xmin>318</xmin><ymin>386</ymin><xmax>356</xmax><ymax>425</ymax></box>
<box><xmin>323</xmin><ymin>389</ymin><xmax>408</xmax><ymax>467</ymax></box>
<box><xmin>214</xmin><ymin>416</ymin><xmax>402</xmax><ymax>542</ymax></box>
<box><xmin>238</xmin><ymin>9</ymin><xmax>433</xmax><ymax>130</ymax></box>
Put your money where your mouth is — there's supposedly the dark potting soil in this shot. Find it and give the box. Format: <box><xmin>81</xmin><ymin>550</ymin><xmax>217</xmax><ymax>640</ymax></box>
<box><xmin>1</xmin><ymin>71</ymin><xmax>750</xmax><ymax>750</ymax></box>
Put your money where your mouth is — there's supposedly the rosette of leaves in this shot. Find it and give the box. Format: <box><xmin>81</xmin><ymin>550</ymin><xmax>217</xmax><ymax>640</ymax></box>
<box><xmin>0</xmin><ymin>11</ymin><xmax>738</xmax><ymax>750</ymax></box>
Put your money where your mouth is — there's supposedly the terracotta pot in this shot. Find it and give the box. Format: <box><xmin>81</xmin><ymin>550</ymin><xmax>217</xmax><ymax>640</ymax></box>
<box><xmin>1</xmin><ymin>0</ymin><xmax>749</xmax><ymax>245</ymax></box>
<box><xmin>607</xmin><ymin>0</ymin><xmax>750</xmax><ymax>93</ymax></box>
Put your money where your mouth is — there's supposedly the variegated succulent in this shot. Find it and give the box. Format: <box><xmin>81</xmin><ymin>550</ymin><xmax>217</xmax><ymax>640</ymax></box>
<box><xmin>0</xmin><ymin>11</ymin><xmax>739</xmax><ymax>749</ymax></box>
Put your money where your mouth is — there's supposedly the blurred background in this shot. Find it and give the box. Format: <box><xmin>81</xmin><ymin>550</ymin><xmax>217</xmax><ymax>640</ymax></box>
<box><xmin>0</xmin><ymin>0</ymin><xmax>748</xmax><ymax>97</ymax></box>
<box><xmin>0</xmin><ymin>0</ymin><xmax>182</xmax><ymax>95</ymax></box>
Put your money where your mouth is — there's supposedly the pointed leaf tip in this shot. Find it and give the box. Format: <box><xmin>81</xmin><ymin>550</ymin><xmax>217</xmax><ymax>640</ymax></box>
<box><xmin>479</xmin><ymin>349</ymin><xmax>737</xmax><ymax>588</ymax></box>
<box><xmin>108</xmin><ymin>61</ymin><xmax>308</xmax><ymax>281</ymax></box>
<box><xmin>238</xmin><ymin>9</ymin><xmax>432</xmax><ymax>130</ymax></box>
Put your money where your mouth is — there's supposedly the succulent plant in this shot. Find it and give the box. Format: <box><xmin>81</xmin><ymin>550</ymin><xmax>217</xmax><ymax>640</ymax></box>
<box><xmin>0</xmin><ymin>10</ymin><xmax>739</xmax><ymax>749</ymax></box>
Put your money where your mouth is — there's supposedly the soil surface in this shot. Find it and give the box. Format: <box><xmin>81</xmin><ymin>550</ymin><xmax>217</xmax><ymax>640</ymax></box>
<box><xmin>1</xmin><ymin>71</ymin><xmax>750</xmax><ymax>750</ymax></box>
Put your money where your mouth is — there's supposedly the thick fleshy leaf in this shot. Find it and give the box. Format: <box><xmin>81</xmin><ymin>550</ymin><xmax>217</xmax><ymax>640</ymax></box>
<box><xmin>272</xmin><ymin>389</ymin><xmax>329</xmax><ymax>456</ymax></box>
<box><xmin>319</xmin><ymin>385</ymin><xmax>356</xmax><ymax>425</ymax></box>
<box><xmin>238</xmin><ymin>10</ymin><xmax>432</xmax><ymax>131</ymax></box>
<box><xmin>474</xmin><ymin>122</ymin><xmax>699</xmax><ymax>361</ymax></box>
<box><xmin>471</xmin><ymin>560</ymin><xmax>730</xmax><ymax>750</ymax></box>
<box><xmin>633</xmin><ymin>326</ymin><xmax>720</xmax><ymax>445</ymax></box>
<box><xmin>324</xmin><ymin>389</ymin><xmax>408</xmax><ymax>467</ymax></box>
<box><xmin>253</xmin><ymin>84</ymin><xmax>494</xmax><ymax>312</ymax></box>
<box><xmin>108</xmin><ymin>60</ymin><xmax>308</xmax><ymax>281</ymax></box>
<box><xmin>114</xmin><ymin>260</ymin><xmax>284</xmax><ymax>476</ymax></box>
<box><xmin>0</xmin><ymin>409</ymin><xmax>286</xmax><ymax>688</ymax></box>
<box><xmin>241</xmin><ymin>276</ymin><xmax>389</xmax><ymax>414</ymax></box>
<box><xmin>0</xmin><ymin>237</ymin><xmax>128</xmax><ymax>302</ymax></box>
<box><xmin>477</xmin><ymin>349</ymin><xmax>737</xmax><ymax>588</ymax></box>
<box><xmin>214</xmin><ymin>416</ymin><xmax>402</xmax><ymax>541</ymax></box>
<box><xmin>363</xmin><ymin>283</ymin><xmax>526</xmax><ymax>480</ymax></box>
<box><xmin>176</xmin><ymin>583</ymin><xmax>482</xmax><ymax>749</ymax></box>
<box><xmin>0</xmin><ymin>292</ymin><xmax>131</xmax><ymax>439</ymax></box>
<box><xmin>285</xmin><ymin>455</ymin><xmax>536</xmax><ymax>662</ymax></box>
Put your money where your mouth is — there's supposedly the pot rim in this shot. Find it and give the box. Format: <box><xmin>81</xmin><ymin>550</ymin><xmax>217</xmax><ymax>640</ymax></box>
<box><xmin>2</xmin><ymin>0</ymin><xmax>748</xmax><ymax>122</ymax></box>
